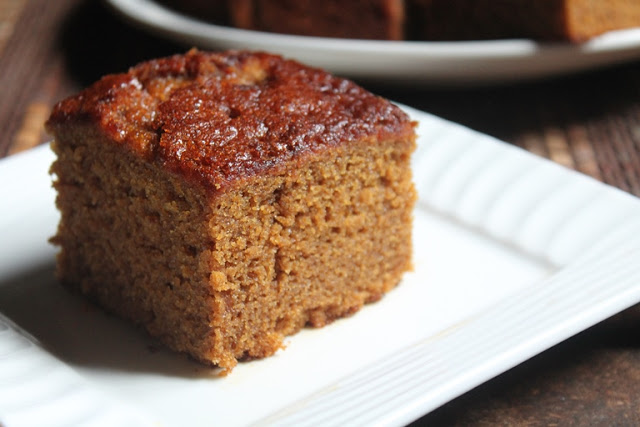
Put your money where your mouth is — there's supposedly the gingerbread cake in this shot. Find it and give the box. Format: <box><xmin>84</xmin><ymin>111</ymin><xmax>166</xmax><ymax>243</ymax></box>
<box><xmin>229</xmin><ymin>0</ymin><xmax>405</xmax><ymax>40</ymax></box>
<box><xmin>407</xmin><ymin>0</ymin><xmax>640</xmax><ymax>42</ymax></box>
<box><xmin>46</xmin><ymin>50</ymin><xmax>417</xmax><ymax>372</ymax></box>
<box><xmin>161</xmin><ymin>0</ymin><xmax>640</xmax><ymax>42</ymax></box>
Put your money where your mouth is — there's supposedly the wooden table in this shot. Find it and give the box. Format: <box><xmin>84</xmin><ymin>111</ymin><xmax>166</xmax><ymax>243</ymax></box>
<box><xmin>2</xmin><ymin>0</ymin><xmax>639</xmax><ymax>425</ymax></box>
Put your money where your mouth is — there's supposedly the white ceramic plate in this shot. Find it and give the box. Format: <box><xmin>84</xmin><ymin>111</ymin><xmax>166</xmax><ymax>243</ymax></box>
<box><xmin>2</xmin><ymin>107</ymin><xmax>640</xmax><ymax>426</ymax></box>
<box><xmin>105</xmin><ymin>0</ymin><xmax>640</xmax><ymax>84</ymax></box>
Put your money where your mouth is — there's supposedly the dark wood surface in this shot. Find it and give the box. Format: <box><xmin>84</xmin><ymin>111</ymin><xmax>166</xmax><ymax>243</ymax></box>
<box><xmin>1</xmin><ymin>0</ymin><xmax>639</xmax><ymax>425</ymax></box>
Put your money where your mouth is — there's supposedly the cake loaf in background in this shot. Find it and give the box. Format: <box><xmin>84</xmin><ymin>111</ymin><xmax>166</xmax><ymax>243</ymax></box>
<box><xmin>159</xmin><ymin>0</ymin><xmax>640</xmax><ymax>42</ymax></box>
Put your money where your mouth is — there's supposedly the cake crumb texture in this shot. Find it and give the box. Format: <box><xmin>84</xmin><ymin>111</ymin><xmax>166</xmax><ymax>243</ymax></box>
<box><xmin>47</xmin><ymin>50</ymin><xmax>416</xmax><ymax>372</ymax></box>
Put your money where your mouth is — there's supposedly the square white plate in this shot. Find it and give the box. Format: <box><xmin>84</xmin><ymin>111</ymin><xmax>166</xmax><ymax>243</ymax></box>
<box><xmin>1</xmin><ymin>107</ymin><xmax>640</xmax><ymax>426</ymax></box>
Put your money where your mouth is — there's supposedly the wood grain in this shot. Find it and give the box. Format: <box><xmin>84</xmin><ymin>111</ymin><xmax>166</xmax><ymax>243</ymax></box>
<box><xmin>0</xmin><ymin>0</ymin><xmax>26</xmax><ymax>55</ymax></box>
<box><xmin>0</xmin><ymin>0</ymin><xmax>79</xmax><ymax>157</ymax></box>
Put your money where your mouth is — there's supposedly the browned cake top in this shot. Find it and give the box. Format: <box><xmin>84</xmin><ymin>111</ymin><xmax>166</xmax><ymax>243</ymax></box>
<box><xmin>47</xmin><ymin>50</ymin><xmax>414</xmax><ymax>191</ymax></box>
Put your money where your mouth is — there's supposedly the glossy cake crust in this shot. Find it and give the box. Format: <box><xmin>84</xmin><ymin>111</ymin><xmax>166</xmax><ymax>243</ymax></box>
<box><xmin>47</xmin><ymin>50</ymin><xmax>413</xmax><ymax>192</ymax></box>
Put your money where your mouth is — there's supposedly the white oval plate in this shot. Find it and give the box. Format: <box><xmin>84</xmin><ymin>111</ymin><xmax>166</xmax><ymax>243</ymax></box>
<box><xmin>105</xmin><ymin>0</ymin><xmax>640</xmax><ymax>84</ymax></box>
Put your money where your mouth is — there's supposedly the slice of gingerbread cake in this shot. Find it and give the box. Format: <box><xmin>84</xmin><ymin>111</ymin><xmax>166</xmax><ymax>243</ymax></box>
<box><xmin>46</xmin><ymin>50</ymin><xmax>416</xmax><ymax>372</ymax></box>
